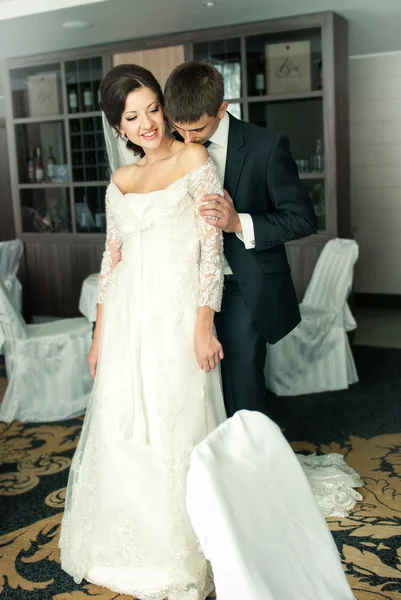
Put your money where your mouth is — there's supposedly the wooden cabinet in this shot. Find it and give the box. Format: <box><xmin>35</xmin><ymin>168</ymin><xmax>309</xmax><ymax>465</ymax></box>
<box><xmin>4</xmin><ymin>12</ymin><xmax>350</xmax><ymax>316</ymax></box>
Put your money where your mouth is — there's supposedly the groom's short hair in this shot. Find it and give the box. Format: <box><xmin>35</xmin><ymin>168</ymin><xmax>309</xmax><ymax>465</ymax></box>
<box><xmin>164</xmin><ymin>61</ymin><xmax>224</xmax><ymax>123</ymax></box>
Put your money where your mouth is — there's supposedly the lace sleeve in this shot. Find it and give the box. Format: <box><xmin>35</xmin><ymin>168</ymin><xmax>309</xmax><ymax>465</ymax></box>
<box><xmin>188</xmin><ymin>158</ymin><xmax>224</xmax><ymax>312</ymax></box>
<box><xmin>97</xmin><ymin>188</ymin><xmax>122</xmax><ymax>304</ymax></box>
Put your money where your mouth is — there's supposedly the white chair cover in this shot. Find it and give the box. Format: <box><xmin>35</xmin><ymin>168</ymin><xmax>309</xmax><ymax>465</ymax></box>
<box><xmin>0</xmin><ymin>280</ymin><xmax>93</xmax><ymax>423</ymax></box>
<box><xmin>186</xmin><ymin>410</ymin><xmax>356</xmax><ymax>600</ymax></box>
<box><xmin>265</xmin><ymin>238</ymin><xmax>359</xmax><ymax>396</ymax></box>
<box><xmin>79</xmin><ymin>273</ymin><xmax>100</xmax><ymax>322</ymax></box>
<box><xmin>0</xmin><ymin>239</ymin><xmax>23</xmax><ymax>312</ymax></box>
<box><xmin>0</xmin><ymin>239</ymin><xmax>24</xmax><ymax>353</ymax></box>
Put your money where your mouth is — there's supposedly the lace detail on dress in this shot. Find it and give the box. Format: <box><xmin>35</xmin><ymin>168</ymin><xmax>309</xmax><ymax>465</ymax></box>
<box><xmin>297</xmin><ymin>452</ymin><xmax>364</xmax><ymax>518</ymax></box>
<box><xmin>97</xmin><ymin>186</ymin><xmax>122</xmax><ymax>304</ymax></box>
<box><xmin>188</xmin><ymin>159</ymin><xmax>224</xmax><ymax>313</ymax></box>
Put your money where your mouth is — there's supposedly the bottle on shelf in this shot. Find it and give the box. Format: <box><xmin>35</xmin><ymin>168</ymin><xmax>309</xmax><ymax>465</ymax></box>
<box><xmin>84</xmin><ymin>85</ymin><xmax>93</xmax><ymax>112</ymax></box>
<box><xmin>27</xmin><ymin>147</ymin><xmax>35</xmax><ymax>183</ymax></box>
<box><xmin>80</xmin><ymin>195</ymin><xmax>90</xmax><ymax>232</ymax></box>
<box><xmin>255</xmin><ymin>55</ymin><xmax>266</xmax><ymax>96</ymax></box>
<box><xmin>47</xmin><ymin>146</ymin><xmax>56</xmax><ymax>182</ymax></box>
<box><xmin>34</xmin><ymin>147</ymin><xmax>45</xmax><ymax>183</ymax></box>
<box><xmin>312</xmin><ymin>138</ymin><xmax>324</xmax><ymax>172</ymax></box>
<box><xmin>68</xmin><ymin>87</ymin><xmax>78</xmax><ymax>113</ymax></box>
<box><xmin>95</xmin><ymin>204</ymin><xmax>106</xmax><ymax>231</ymax></box>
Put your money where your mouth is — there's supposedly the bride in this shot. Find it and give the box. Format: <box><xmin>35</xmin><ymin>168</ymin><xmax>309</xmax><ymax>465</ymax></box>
<box><xmin>59</xmin><ymin>64</ymin><xmax>361</xmax><ymax>600</ymax></box>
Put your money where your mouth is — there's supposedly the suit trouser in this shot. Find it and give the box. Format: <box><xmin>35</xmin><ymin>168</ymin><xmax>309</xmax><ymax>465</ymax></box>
<box><xmin>214</xmin><ymin>277</ymin><xmax>268</xmax><ymax>418</ymax></box>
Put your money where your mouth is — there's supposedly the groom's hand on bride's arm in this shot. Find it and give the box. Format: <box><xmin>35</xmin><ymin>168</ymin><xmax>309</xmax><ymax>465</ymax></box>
<box><xmin>200</xmin><ymin>190</ymin><xmax>242</xmax><ymax>233</ymax></box>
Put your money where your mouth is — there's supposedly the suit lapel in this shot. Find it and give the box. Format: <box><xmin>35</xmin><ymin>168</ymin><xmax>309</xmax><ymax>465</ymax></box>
<box><xmin>224</xmin><ymin>113</ymin><xmax>246</xmax><ymax>199</ymax></box>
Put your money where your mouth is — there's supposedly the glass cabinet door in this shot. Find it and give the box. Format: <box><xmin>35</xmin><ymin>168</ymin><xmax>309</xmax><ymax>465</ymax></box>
<box><xmin>65</xmin><ymin>58</ymin><xmax>108</xmax><ymax>188</ymax></box>
<box><xmin>69</xmin><ymin>116</ymin><xmax>109</xmax><ymax>183</ymax></box>
<box><xmin>10</xmin><ymin>63</ymin><xmax>63</xmax><ymax>119</ymax></box>
<box><xmin>65</xmin><ymin>57</ymin><xmax>103</xmax><ymax>114</ymax></box>
<box><xmin>245</xmin><ymin>28</ymin><xmax>322</xmax><ymax>98</ymax></box>
<box><xmin>249</xmin><ymin>98</ymin><xmax>324</xmax><ymax>172</ymax></box>
<box><xmin>20</xmin><ymin>188</ymin><xmax>72</xmax><ymax>233</ymax></box>
<box><xmin>74</xmin><ymin>186</ymin><xmax>107</xmax><ymax>233</ymax></box>
<box><xmin>15</xmin><ymin>121</ymin><xmax>67</xmax><ymax>185</ymax></box>
<box><xmin>193</xmin><ymin>38</ymin><xmax>242</xmax><ymax>100</ymax></box>
<box><xmin>246</xmin><ymin>27</ymin><xmax>325</xmax><ymax>231</ymax></box>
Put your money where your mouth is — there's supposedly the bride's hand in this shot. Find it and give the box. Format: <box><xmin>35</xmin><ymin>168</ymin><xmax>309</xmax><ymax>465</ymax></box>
<box><xmin>194</xmin><ymin>328</ymin><xmax>224</xmax><ymax>372</ymax></box>
<box><xmin>88</xmin><ymin>342</ymin><xmax>100</xmax><ymax>379</ymax></box>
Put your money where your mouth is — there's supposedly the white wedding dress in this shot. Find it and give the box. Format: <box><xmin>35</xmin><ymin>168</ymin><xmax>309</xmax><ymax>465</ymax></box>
<box><xmin>59</xmin><ymin>158</ymin><xmax>227</xmax><ymax>599</ymax></box>
<box><xmin>59</xmin><ymin>154</ymin><xmax>362</xmax><ymax>600</ymax></box>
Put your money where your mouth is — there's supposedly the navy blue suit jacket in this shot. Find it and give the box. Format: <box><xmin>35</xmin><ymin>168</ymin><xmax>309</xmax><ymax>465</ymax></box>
<box><xmin>223</xmin><ymin>113</ymin><xmax>317</xmax><ymax>344</ymax></box>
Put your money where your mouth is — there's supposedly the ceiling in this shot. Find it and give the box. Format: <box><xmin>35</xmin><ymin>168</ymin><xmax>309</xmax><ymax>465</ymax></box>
<box><xmin>2</xmin><ymin>0</ymin><xmax>401</xmax><ymax>61</ymax></box>
<box><xmin>0</xmin><ymin>0</ymin><xmax>108</xmax><ymax>21</ymax></box>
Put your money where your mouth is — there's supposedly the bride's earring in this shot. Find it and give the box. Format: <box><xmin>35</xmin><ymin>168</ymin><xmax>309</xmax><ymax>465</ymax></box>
<box><xmin>121</xmin><ymin>133</ymin><xmax>128</xmax><ymax>142</ymax></box>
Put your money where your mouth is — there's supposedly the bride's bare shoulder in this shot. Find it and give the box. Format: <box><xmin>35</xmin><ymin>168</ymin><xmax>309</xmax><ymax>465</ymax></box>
<box><xmin>177</xmin><ymin>143</ymin><xmax>209</xmax><ymax>172</ymax></box>
<box><xmin>111</xmin><ymin>163</ymin><xmax>139</xmax><ymax>193</ymax></box>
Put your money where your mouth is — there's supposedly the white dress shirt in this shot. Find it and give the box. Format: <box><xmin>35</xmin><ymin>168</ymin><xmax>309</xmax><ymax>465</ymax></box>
<box><xmin>206</xmin><ymin>112</ymin><xmax>256</xmax><ymax>275</ymax></box>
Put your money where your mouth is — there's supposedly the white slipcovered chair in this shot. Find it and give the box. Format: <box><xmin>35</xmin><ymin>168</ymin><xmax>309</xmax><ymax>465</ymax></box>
<box><xmin>264</xmin><ymin>238</ymin><xmax>359</xmax><ymax>396</ymax></box>
<box><xmin>0</xmin><ymin>280</ymin><xmax>93</xmax><ymax>423</ymax></box>
<box><xmin>0</xmin><ymin>239</ymin><xmax>23</xmax><ymax>311</ymax></box>
<box><xmin>186</xmin><ymin>410</ymin><xmax>356</xmax><ymax>600</ymax></box>
<box><xmin>0</xmin><ymin>239</ymin><xmax>24</xmax><ymax>353</ymax></box>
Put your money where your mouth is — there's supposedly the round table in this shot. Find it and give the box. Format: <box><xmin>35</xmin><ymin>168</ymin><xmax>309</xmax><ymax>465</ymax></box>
<box><xmin>79</xmin><ymin>273</ymin><xmax>99</xmax><ymax>322</ymax></box>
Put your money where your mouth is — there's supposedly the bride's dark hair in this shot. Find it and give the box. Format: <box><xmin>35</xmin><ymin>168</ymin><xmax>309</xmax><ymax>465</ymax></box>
<box><xmin>99</xmin><ymin>64</ymin><xmax>164</xmax><ymax>157</ymax></box>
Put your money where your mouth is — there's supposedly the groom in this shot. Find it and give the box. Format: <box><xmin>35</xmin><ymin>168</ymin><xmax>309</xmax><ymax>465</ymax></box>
<box><xmin>164</xmin><ymin>61</ymin><xmax>317</xmax><ymax>418</ymax></box>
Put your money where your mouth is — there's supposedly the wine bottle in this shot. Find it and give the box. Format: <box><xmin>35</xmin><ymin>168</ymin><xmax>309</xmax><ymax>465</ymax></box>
<box><xmin>69</xmin><ymin>88</ymin><xmax>78</xmax><ymax>113</ymax></box>
<box><xmin>34</xmin><ymin>147</ymin><xmax>45</xmax><ymax>183</ymax></box>
<box><xmin>27</xmin><ymin>147</ymin><xmax>34</xmax><ymax>183</ymax></box>
<box><xmin>313</xmin><ymin>139</ymin><xmax>324</xmax><ymax>172</ymax></box>
<box><xmin>47</xmin><ymin>146</ymin><xmax>56</xmax><ymax>182</ymax></box>
<box><xmin>255</xmin><ymin>56</ymin><xmax>265</xmax><ymax>96</ymax></box>
<box><xmin>84</xmin><ymin>85</ymin><xmax>93</xmax><ymax>112</ymax></box>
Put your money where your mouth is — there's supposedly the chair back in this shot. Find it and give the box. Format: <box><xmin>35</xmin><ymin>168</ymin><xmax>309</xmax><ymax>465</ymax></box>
<box><xmin>187</xmin><ymin>410</ymin><xmax>354</xmax><ymax>599</ymax></box>
<box><xmin>303</xmin><ymin>238</ymin><xmax>358</xmax><ymax>314</ymax></box>
<box><xmin>0</xmin><ymin>239</ymin><xmax>23</xmax><ymax>279</ymax></box>
<box><xmin>0</xmin><ymin>280</ymin><xmax>26</xmax><ymax>341</ymax></box>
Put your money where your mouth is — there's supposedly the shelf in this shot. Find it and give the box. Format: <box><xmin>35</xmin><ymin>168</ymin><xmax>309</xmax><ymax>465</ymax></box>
<box><xmin>248</xmin><ymin>91</ymin><xmax>323</xmax><ymax>103</ymax></box>
<box><xmin>72</xmin><ymin>181</ymin><xmax>109</xmax><ymax>187</ymax></box>
<box><xmin>19</xmin><ymin>182</ymin><xmax>70</xmax><ymax>189</ymax></box>
<box><xmin>13</xmin><ymin>115</ymin><xmax>64</xmax><ymax>124</ymax></box>
<box><xmin>18</xmin><ymin>182</ymin><xmax>110</xmax><ymax>190</ymax></box>
<box><xmin>21</xmin><ymin>232</ymin><xmax>106</xmax><ymax>242</ymax></box>
<box><xmin>71</xmin><ymin>148</ymin><xmax>105</xmax><ymax>152</ymax></box>
<box><xmin>67</xmin><ymin>111</ymin><xmax>102</xmax><ymax>119</ymax></box>
<box><xmin>299</xmin><ymin>172</ymin><xmax>325</xmax><ymax>180</ymax></box>
<box><xmin>70</xmin><ymin>131</ymin><xmax>103</xmax><ymax>136</ymax></box>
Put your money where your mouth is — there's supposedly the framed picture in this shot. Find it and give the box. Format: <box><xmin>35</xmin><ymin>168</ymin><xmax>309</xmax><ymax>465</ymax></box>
<box><xmin>266</xmin><ymin>40</ymin><xmax>311</xmax><ymax>95</ymax></box>
<box><xmin>27</xmin><ymin>73</ymin><xmax>60</xmax><ymax>118</ymax></box>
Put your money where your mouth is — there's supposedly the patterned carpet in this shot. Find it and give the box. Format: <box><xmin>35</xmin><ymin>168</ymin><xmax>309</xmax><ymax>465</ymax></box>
<box><xmin>0</xmin><ymin>345</ymin><xmax>400</xmax><ymax>599</ymax></box>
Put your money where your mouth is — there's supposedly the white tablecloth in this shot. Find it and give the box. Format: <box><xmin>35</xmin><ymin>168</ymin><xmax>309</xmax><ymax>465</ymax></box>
<box><xmin>79</xmin><ymin>273</ymin><xmax>99</xmax><ymax>322</ymax></box>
